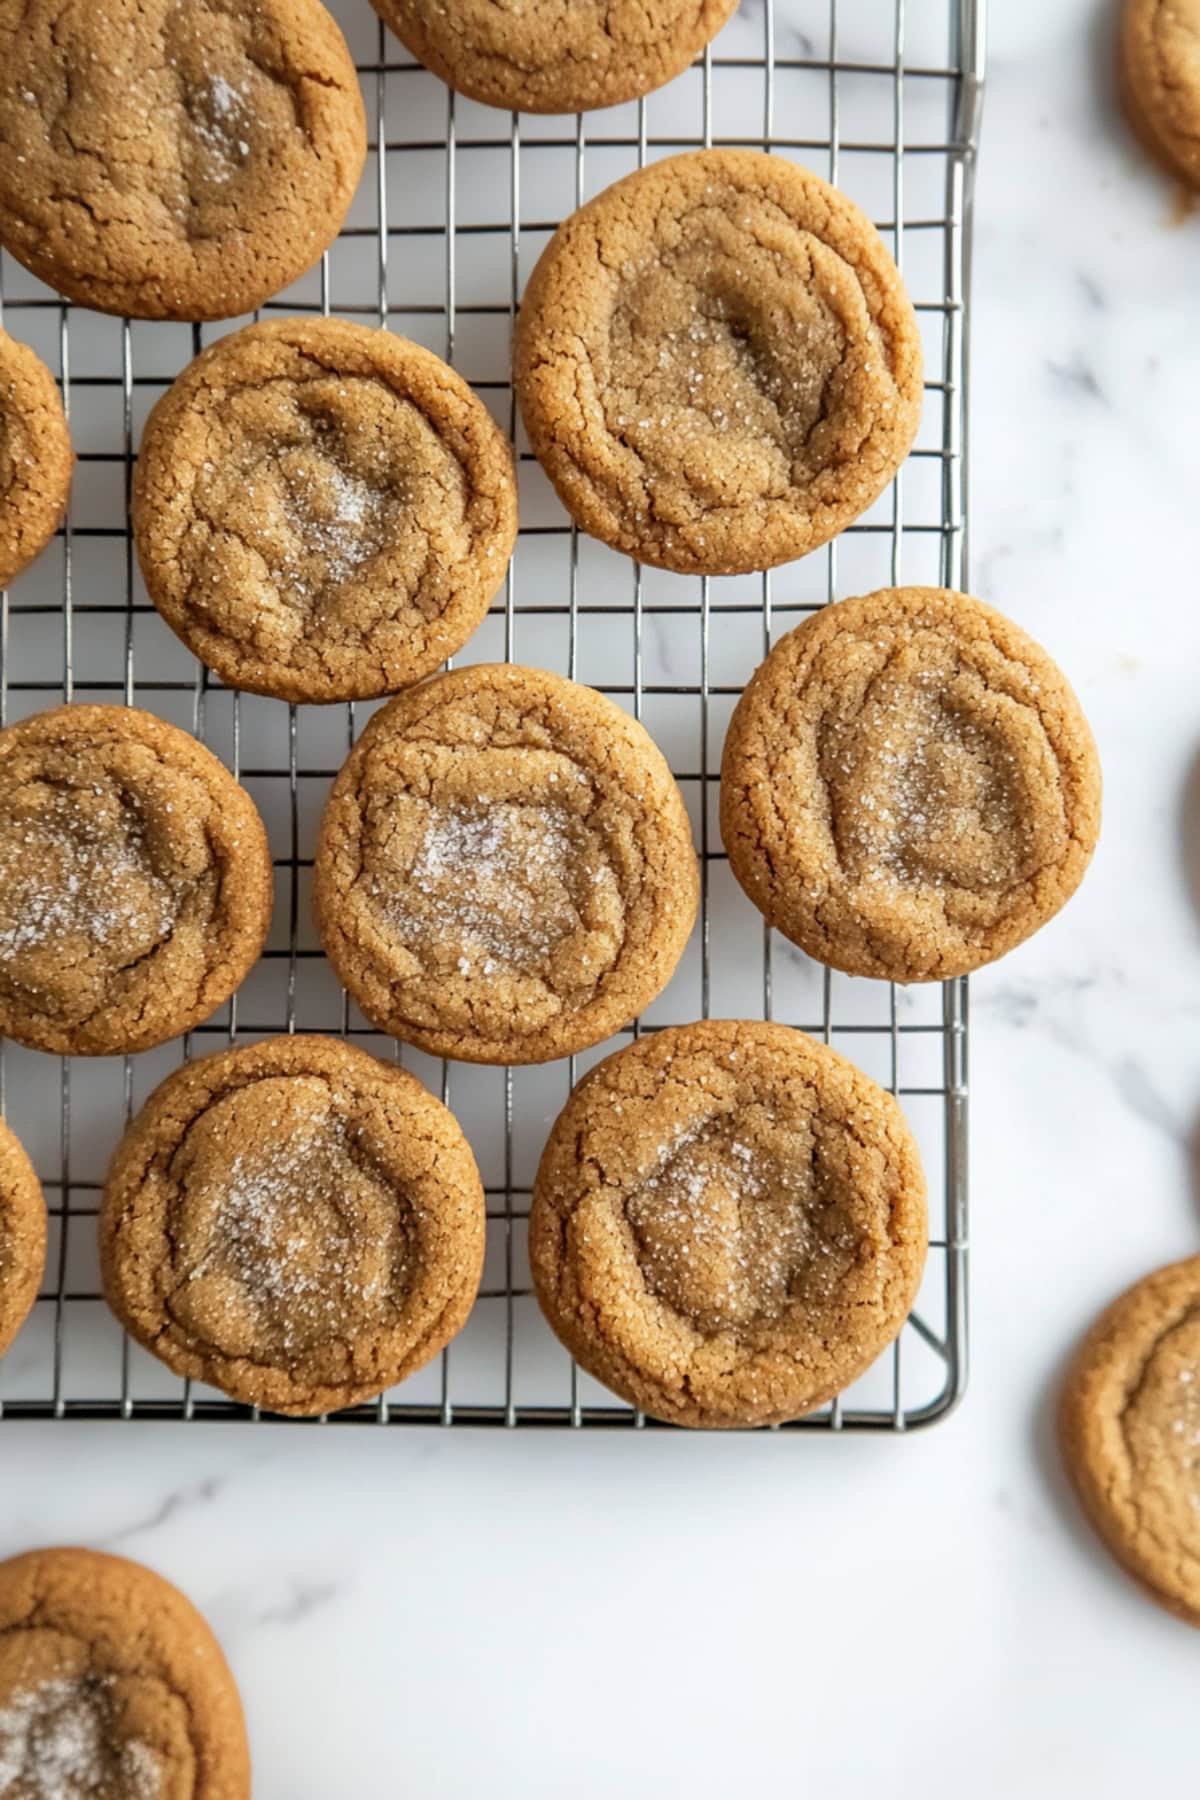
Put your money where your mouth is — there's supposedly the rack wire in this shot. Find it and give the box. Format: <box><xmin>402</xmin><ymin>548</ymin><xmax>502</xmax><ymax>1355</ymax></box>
<box><xmin>0</xmin><ymin>0</ymin><xmax>984</xmax><ymax>1428</ymax></box>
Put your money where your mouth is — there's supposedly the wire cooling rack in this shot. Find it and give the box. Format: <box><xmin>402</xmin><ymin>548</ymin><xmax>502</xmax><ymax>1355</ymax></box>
<box><xmin>0</xmin><ymin>0</ymin><xmax>984</xmax><ymax>1429</ymax></box>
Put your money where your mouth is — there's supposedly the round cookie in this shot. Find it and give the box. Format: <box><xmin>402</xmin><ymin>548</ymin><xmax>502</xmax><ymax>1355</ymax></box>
<box><xmin>313</xmin><ymin>664</ymin><xmax>700</xmax><ymax>1065</ymax></box>
<box><xmin>720</xmin><ymin>587</ymin><xmax>1101</xmax><ymax>984</ymax></box>
<box><xmin>530</xmin><ymin>1019</ymin><xmax>927</xmax><ymax>1429</ymax></box>
<box><xmin>0</xmin><ymin>330</ymin><xmax>72</xmax><ymax>589</ymax></box>
<box><xmin>0</xmin><ymin>1119</ymin><xmax>44</xmax><ymax>1359</ymax></box>
<box><xmin>0</xmin><ymin>0</ymin><xmax>366</xmax><ymax>320</ymax></box>
<box><xmin>0</xmin><ymin>1545</ymin><xmax>249</xmax><ymax>1796</ymax></box>
<box><xmin>1060</xmin><ymin>1256</ymin><xmax>1200</xmax><ymax>1627</ymax></box>
<box><xmin>372</xmin><ymin>0</ymin><xmax>739</xmax><ymax>115</ymax></box>
<box><xmin>1120</xmin><ymin>0</ymin><xmax>1200</xmax><ymax>189</ymax></box>
<box><xmin>133</xmin><ymin>317</ymin><xmax>518</xmax><ymax>704</ymax></box>
<box><xmin>0</xmin><ymin>705</ymin><xmax>273</xmax><ymax>1056</ymax></box>
<box><xmin>100</xmin><ymin>1034</ymin><xmax>486</xmax><ymax>1416</ymax></box>
<box><xmin>514</xmin><ymin>148</ymin><xmax>922</xmax><ymax>576</ymax></box>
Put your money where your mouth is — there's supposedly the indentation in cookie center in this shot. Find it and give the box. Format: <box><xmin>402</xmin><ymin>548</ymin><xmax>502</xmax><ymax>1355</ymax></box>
<box><xmin>279</xmin><ymin>450</ymin><xmax>389</xmax><ymax>589</ymax></box>
<box><xmin>626</xmin><ymin>1116</ymin><xmax>855</xmax><ymax>1334</ymax></box>
<box><xmin>606</xmin><ymin>246</ymin><xmax>842</xmax><ymax>509</ymax></box>
<box><xmin>186</xmin><ymin>72</ymin><xmax>253</xmax><ymax>183</ymax></box>
<box><xmin>188</xmin><ymin>377</ymin><xmax>473</xmax><ymax>653</ymax></box>
<box><xmin>0</xmin><ymin>787</ymin><xmax>177</xmax><ymax>1007</ymax></box>
<box><xmin>169</xmin><ymin>1080</ymin><xmax>412</xmax><ymax>1360</ymax></box>
<box><xmin>0</xmin><ymin>1675</ymin><xmax>162</xmax><ymax>1799</ymax></box>
<box><xmin>369</xmin><ymin>792</ymin><xmax>623</xmax><ymax>995</ymax></box>
<box><xmin>825</xmin><ymin>685</ymin><xmax>1040</xmax><ymax>893</ymax></box>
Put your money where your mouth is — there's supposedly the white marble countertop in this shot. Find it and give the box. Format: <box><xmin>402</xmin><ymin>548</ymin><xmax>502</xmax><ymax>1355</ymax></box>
<box><xmin>5</xmin><ymin>3</ymin><xmax>1200</xmax><ymax>1794</ymax></box>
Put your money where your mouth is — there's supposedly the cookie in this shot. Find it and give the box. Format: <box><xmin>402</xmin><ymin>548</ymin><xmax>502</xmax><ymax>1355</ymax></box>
<box><xmin>0</xmin><ymin>1545</ymin><xmax>249</xmax><ymax>1797</ymax></box>
<box><xmin>720</xmin><ymin>587</ymin><xmax>1102</xmax><ymax>984</ymax></box>
<box><xmin>530</xmin><ymin>1019</ymin><xmax>927</xmax><ymax>1429</ymax></box>
<box><xmin>314</xmin><ymin>664</ymin><xmax>700</xmax><ymax>1065</ymax></box>
<box><xmin>1060</xmin><ymin>1256</ymin><xmax>1200</xmax><ymax>1627</ymax></box>
<box><xmin>0</xmin><ymin>0</ymin><xmax>366</xmax><ymax>320</ymax></box>
<box><xmin>133</xmin><ymin>317</ymin><xmax>518</xmax><ymax>704</ymax></box>
<box><xmin>1120</xmin><ymin>0</ymin><xmax>1200</xmax><ymax>189</ymax></box>
<box><xmin>0</xmin><ymin>705</ymin><xmax>273</xmax><ymax>1056</ymax></box>
<box><xmin>100</xmin><ymin>1034</ymin><xmax>486</xmax><ymax>1416</ymax></box>
<box><xmin>0</xmin><ymin>1119</ymin><xmax>44</xmax><ymax>1359</ymax></box>
<box><xmin>372</xmin><ymin>0</ymin><xmax>739</xmax><ymax>115</ymax></box>
<box><xmin>514</xmin><ymin>148</ymin><xmax>922</xmax><ymax>577</ymax></box>
<box><xmin>0</xmin><ymin>329</ymin><xmax>72</xmax><ymax>589</ymax></box>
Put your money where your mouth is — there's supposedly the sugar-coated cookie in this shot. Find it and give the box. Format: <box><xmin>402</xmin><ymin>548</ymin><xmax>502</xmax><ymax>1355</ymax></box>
<box><xmin>314</xmin><ymin>664</ymin><xmax>700</xmax><ymax>1064</ymax></box>
<box><xmin>0</xmin><ymin>705</ymin><xmax>273</xmax><ymax>1055</ymax></box>
<box><xmin>101</xmin><ymin>1035</ymin><xmax>486</xmax><ymax>1416</ymax></box>
<box><xmin>530</xmin><ymin>1020</ymin><xmax>927</xmax><ymax>1428</ymax></box>
<box><xmin>720</xmin><ymin>588</ymin><xmax>1101</xmax><ymax>982</ymax></box>
<box><xmin>0</xmin><ymin>1545</ymin><xmax>250</xmax><ymax>1797</ymax></box>
<box><xmin>1060</xmin><ymin>1256</ymin><xmax>1200</xmax><ymax>1627</ymax></box>
<box><xmin>0</xmin><ymin>1119</ymin><xmax>43</xmax><ymax>1359</ymax></box>
<box><xmin>0</xmin><ymin>329</ymin><xmax>71</xmax><ymax>588</ymax></box>
<box><xmin>134</xmin><ymin>318</ymin><xmax>517</xmax><ymax>703</ymax></box>
<box><xmin>515</xmin><ymin>149</ymin><xmax>922</xmax><ymax>575</ymax></box>
<box><xmin>0</xmin><ymin>0</ymin><xmax>366</xmax><ymax>319</ymax></box>
<box><xmin>372</xmin><ymin>0</ymin><xmax>738</xmax><ymax>114</ymax></box>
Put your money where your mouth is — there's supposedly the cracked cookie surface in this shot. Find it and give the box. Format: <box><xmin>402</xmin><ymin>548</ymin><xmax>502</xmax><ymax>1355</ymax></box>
<box><xmin>720</xmin><ymin>587</ymin><xmax>1101</xmax><ymax>983</ymax></box>
<box><xmin>314</xmin><ymin>664</ymin><xmax>700</xmax><ymax>1064</ymax></box>
<box><xmin>0</xmin><ymin>1545</ymin><xmax>250</xmax><ymax>1798</ymax></box>
<box><xmin>372</xmin><ymin>0</ymin><xmax>738</xmax><ymax>114</ymax></box>
<box><xmin>133</xmin><ymin>317</ymin><xmax>518</xmax><ymax>703</ymax></box>
<box><xmin>1060</xmin><ymin>1256</ymin><xmax>1200</xmax><ymax>1627</ymax></box>
<box><xmin>0</xmin><ymin>0</ymin><xmax>366</xmax><ymax>320</ymax></box>
<box><xmin>100</xmin><ymin>1035</ymin><xmax>486</xmax><ymax>1415</ymax></box>
<box><xmin>0</xmin><ymin>1119</ymin><xmax>44</xmax><ymax>1360</ymax></box>
<box><xmin>514</xmin><ymin>148</ymin><xmax>922</xmax><ymax>576</ymax></box>
<box><xmin>530</xmin><ymin>1019</ymin><xmax>927</xmax><ymax>1428</ymax></box>
<box><xmin>0</xmin><ymin>329</ymin><xmax>72</xmax><ymax>589</ymax></box>
<box><xmin>1120</xmin><ymin>0</ymin><xmax>1200</xmax><ymax>188</ymax></box>
<box><xmin>0</xmin><ymin>705</ymin><xmax>273</xmax><ymax>1056</ymax></box>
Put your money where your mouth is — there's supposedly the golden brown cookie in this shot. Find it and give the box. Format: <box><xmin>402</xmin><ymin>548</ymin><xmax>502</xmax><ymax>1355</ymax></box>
<box><xmin>373</xmin><ymin>0</ymin><xmax>739</xmax><ymax>114</ymax></box>
<box><xmin>0</xmin><ymin>1546</ymin><xmax>249</xmax><ymax>1797</ymax></box>
<box><xmin>314</xmin><ymin>664</ymin><xmax>700</xmax><ymax>1065</ymax></box>
<box><xmin>1120</xmin><ymin>0</ymin><xmax>1200</xmax><ymax>189</ymax></box>
<box><xmin>0</xmin><ymin>1119</ymin><xmax>44</xmax><ymax>1359</ymax></box>
<box><xmin>530</xmin><ymin>1019</ymin><xmax>927</xmax><ymax>1429</ymax></box>
<box><xmin>100</xmin><ymin>1034</ymin><xmax>486</xmax><ymax>1416</ymax></box>
<box><xmin>0</xmin><ymin>0</ymin><xmax>366</xmax><ymax>320</ymax></box>
<box><xmin>720</xmin><ymin>587</ymin><xmax>1101</xmax><ymax>983</ymax></box>
<box><xmin>1060</xmin><ymin>1256</ymin><xmax>1200</xmax><ymax>1627</ymax></box>
<box><xmin>514</xmin><ymin>148</ymin><xmax>922</xmax><ymax>576</ymax></box>
<box><xmin>0</xmin><ymin>330</ymin><xmax>72</xmax><ymax>589</ymax></box>
<box><xmin>0</xmin><ymin>705</ymin><xmax>273</xmax><ymax>1057</ymax></box>
<box><xmin>133</xmin><ymin>318</ymin><xmax>517</xmax><ymax>704</ymax></box>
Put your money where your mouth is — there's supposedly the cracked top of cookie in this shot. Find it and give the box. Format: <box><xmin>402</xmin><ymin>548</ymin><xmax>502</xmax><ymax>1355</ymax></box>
<box><xmin>133</xmin><ymin>318</ymin><xmax>518</xmax><ymax>704</ymax></box>
<box><xmin>530</xmin><ymin>1019</ymin><xmax>928</xmax><ymax>1428</ymax></box>
<box><xmin>0</xmin><ymin>705</ymin><xmax>273</xmax><ymax>1055</ymax></box>
<box><xmin>100</xmin><ymin>1034</ymin><xmax>486</xmax><ymax>1415</ymax></box>
<box><xmin>0</xmin><ymin>0</ymin><xmax>366</xmax><ymax>320</ymax></box>
<box><xmin>314</xmin><ymin>664</ymin><xmax>700</xmax><ymax>1065</ymax></box>
<box><xmin>371</xmin><ymin>0</ymin><xmax>738</xmax><ymax>114</ymax></box>
<box><xmin>514</xmin><ymin>149</ymin><xmax>923</xmax><ymax>576</ymax></box>
<box><xmin>720</xmin><ymin>586</ymin><xmax>1102</xmax><ymax>983</ymax></box>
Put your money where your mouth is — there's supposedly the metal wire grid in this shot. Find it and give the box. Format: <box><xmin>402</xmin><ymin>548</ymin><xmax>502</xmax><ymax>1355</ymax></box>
<box><xmin>0</xmin><ymin>0</ymin><xmax>984</xmax><ymax>1428</ymax></box>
